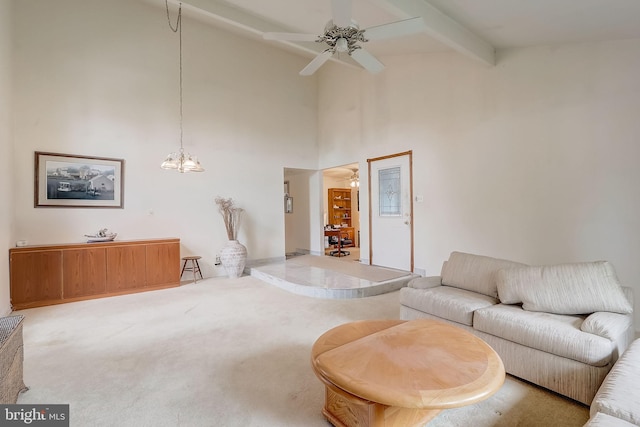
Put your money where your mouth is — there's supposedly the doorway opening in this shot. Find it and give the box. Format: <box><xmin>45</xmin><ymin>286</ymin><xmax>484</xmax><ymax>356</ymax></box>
<box><xmin>281</xmin><ymin>164</ymin><xmax>363</xmax><ymax>262</ymax></box>
<box><xmin>322</xmin><ymin>163</ymin><xmax>360</xmax><ymax>261</ymax></box>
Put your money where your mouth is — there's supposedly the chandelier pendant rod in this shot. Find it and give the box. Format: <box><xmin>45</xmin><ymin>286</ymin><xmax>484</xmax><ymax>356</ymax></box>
<box><xmin>166</xmin><ymin>1</ymin><xmax>183</xmax><ymax>151</ymax></box>
<box><xmin>178</xmin><ymin>5</ymin><xmax>183</xmax><ymax>152</ymax></box>
<box><xmin>161</xmin><ymin>1</ymin><xmax>204</xmax><ymax>172</ymax></box>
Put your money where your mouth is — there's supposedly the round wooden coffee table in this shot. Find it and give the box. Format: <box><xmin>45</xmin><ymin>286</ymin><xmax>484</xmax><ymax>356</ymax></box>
<box><xmin>311</xmin><ymin>319</ymin><xmax>505</xmax><ymax>427</ymax></box>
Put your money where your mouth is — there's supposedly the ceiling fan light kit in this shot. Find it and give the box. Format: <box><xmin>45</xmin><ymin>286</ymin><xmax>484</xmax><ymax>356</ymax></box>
<box><xmin>263</xmin><ymin>0</ymin><xmax>426</xmax><ymax>76</ymax></box>
<box><xmin>320</xmin><ymin>19</ymin><xmax>366</xmax><ymax>53</ymax></box>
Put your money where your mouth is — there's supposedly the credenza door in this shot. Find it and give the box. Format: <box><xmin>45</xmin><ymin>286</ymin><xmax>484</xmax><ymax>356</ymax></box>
<box><xmin>63</xmin><ymin>248</ymin><xmax>107</xmax><ymax>298</ymax></box>
<box><xmin>146</xmin><ymin>242</ymin><xmax>180</xmax><ymax>287</ymax></box>
<box><xmin>10</xmin><ymin>250</ymin><xmax>63</xmax><ymax>306</ymax></box>
<box><xmin>105</xmin><ymin>245</ymin><xmax>147</xmax><ymax>292</ymax></box>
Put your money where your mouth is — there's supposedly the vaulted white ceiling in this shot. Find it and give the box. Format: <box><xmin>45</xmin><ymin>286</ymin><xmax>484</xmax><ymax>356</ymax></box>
<box><xmin>145</xmin><ymin>0</ymin><xmax>640</xmax><ymax>70</ymax></box>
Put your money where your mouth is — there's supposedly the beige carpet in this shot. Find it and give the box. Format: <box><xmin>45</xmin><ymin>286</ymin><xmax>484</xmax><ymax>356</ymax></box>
<box><xmin>14</xmin><ymin>276</ymin><xmax>589</xmax><ymax>426</ymax></box>
<box><xmin>290</xmin><ymin>254</ymin><xmax>412</xmax><ymax>282</ymax></box>
<box><xmin>429</xmin><ymin>375</ymin><xmax>589</xmax><ymax>426</ymax></box>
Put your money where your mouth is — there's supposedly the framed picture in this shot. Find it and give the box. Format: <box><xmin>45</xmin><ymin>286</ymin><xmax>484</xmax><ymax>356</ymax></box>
<box><xmin>35</xmin><ymin>151</ymin><xmax>124</xmax><ymax>208</ymax></box>
<box><xmin>285</xmin><ymin>195</ymin><xmax>293</xmax><ymax>214</ymax></box>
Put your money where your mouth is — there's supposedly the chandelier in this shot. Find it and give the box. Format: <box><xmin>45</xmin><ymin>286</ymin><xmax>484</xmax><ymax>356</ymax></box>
<box><xmin>160</xmin><ymin>1</ymin><xmax>204</xmax><ymax>173</ymax></box>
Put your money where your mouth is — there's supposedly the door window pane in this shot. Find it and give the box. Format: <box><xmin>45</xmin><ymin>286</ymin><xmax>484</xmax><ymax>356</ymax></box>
<box><xmin>379</xmin><ymin>167</ymin><xmax>401</xmax><ymax>216</ymax></box>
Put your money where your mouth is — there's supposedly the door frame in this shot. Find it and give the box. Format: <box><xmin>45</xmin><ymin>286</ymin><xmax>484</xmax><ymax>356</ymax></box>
<box><xmin>367</xmin><ymin>150</ymin><xmax>414</xmax><ymax>271</ymax></box>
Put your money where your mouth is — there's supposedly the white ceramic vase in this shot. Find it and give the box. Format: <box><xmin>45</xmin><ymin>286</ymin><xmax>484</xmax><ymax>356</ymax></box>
<box><xmin>220</xmin><ymin>240</ymin><xmax>247</xmax><ymax>278</ymax></box>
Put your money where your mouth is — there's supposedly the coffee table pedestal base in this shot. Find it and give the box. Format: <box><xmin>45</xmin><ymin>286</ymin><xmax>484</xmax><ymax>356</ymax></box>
<box><xmin>322</xmin><ymin>382</ymin><xmax>441</xmax><ymax>427</ymax></box>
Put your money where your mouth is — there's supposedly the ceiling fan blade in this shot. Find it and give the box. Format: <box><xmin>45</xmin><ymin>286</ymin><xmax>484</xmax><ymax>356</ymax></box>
<box><xmin>350</xmin><ymin>49</ymin><xmax>385</xmax><ymax>74</ymax></box>
<box><xmin>364</xmin><ymin>17</ymin><xmax>426</xmax><ymax>41</ymax></box>
<box><xmin>300</xmin><ymin>50</ymin><xmax>333</xmax><ymax>76</ymax></box>
<box><xmin>263</xmin><ymin>32</ymin><xmax>319</xmax><ymax>42</ymax></box>
<box><xmin>331</xmin><ymin>0</ymin><xmax>352</xmax><ymax>28</ymax></box>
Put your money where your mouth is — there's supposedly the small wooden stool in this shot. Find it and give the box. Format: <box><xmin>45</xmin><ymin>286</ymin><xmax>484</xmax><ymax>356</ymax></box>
<box><xmin>181</xmin><ymin>256</ymin><xmax>203</xmax><ymax>283</ymax></box>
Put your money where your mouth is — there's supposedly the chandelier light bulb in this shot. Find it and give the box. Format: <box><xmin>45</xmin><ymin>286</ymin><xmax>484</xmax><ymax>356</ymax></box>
<box><xmin>335</xmin><ymin>37</ymin><xmax>349</xmax><ymax>53</ymax></box>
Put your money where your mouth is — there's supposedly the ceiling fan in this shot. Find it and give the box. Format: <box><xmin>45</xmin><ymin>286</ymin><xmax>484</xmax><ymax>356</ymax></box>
<box><xmin>263</xmin><ymin>0</ymin><xmax>426</xmax><ymax>76</ymax></box>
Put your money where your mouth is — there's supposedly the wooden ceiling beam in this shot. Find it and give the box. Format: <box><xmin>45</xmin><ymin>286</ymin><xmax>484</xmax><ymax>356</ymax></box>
<box><xmin>374</xmin><ymin>0</ymin><xmax>495</xmax><ymax>66</ymax></box>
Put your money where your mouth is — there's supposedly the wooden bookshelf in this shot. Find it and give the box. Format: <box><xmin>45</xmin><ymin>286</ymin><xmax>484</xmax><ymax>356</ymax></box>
<box><xmin>328</xmin><ymin>188</ymin><xmax>352</xmax><ymax>228</ymax></box>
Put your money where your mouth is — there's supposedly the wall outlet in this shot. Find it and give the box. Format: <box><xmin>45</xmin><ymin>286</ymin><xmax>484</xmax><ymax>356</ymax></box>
<box><xmin>414</xmin><ymin>267</ymin><xmax>426</xmax><ymax>276</ymax></box>
<box><xmin>215</xmin><ymin>255</ymin><xmax>221</xmax><ymax>266</ymax></box>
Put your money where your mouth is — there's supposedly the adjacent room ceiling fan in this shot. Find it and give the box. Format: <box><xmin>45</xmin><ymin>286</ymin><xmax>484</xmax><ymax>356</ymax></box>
<box><xmin>263</xmin><ymin>0</ymin><xmax>426</xmax><ymax>76</ymax></box>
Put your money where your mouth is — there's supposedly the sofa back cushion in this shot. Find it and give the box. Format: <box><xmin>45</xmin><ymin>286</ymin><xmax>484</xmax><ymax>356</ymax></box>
<box><xmin>496</xmin><ymin>261</ymin><xmax>633</xmax><ymax>315</ymax></box>
<box><xmin>441</xmin><ymin>251</ymin><xmax>526</xmax><ymax>298</ymax></box>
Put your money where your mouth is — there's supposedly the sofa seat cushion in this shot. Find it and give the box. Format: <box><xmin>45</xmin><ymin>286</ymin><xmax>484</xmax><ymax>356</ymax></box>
<box><xmin>399</xmin><ymin>286</ymin><xmax>498</xmax><ymax>326</ymax></box>
<box><xmin>590</xmin><ymin>339</ymin><xmax>640</xmax><ymax>425</ymax></box>
<box><xmin>441</xmin><ymin>251</ymin><xmax>526</xmax><ymax>298</ymax></box>
<box><xmin>474</xmin><ymin>304</ymin><xmax>613</xmax><ymax>366</ymax></box>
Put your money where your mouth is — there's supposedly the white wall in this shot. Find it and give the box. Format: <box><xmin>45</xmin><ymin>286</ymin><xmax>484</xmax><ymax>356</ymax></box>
<box><xmin>0</xmin><ymin>0</ymin><xmax>13</xmax><ymax>315</ymax></box>
<box><xmin>318</xmin><ymin>40</ymin><xmax>640</xmax><ymax>330</ymax></box>
<box><xmin>9</xmin><ymin>0</ymin><xmax>318</xmax><ymax>281</ymax></box>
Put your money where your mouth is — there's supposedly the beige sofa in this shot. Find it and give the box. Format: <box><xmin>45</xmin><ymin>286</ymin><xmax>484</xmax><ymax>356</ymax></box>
<box><xmin>400</xmin><ymin>251</ymin><xmax>635</xmax><ymax>405</ymax></box>
<box><xmin>584</xmin><ymin>338</ymin><xmax>640</xmax><ymax>426</ymax></box>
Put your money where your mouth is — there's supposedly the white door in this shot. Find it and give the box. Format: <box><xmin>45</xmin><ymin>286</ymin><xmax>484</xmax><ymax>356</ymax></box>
<box><xmin>368</xmin><ymin>152</ymin><xmax>413</xmax><ymax>271</ymax></box>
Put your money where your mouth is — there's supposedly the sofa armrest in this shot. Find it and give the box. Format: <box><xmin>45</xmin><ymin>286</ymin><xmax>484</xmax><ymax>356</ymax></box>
<box><xmin>581</xmin><ymin>287</ymin><xmax>634</xmax><ymax>340</ymax></box>
<box><xmin>581</xmin><ymin>309</ymin><xmax>635</xmax><ymax>361</ymax></box>
<box><xmin>581</xmin><ymin>312</ymin><xmax>633</xmax><ymax>340</ymax></box>
<box><xmin>407</xmin><ymin>276</ymin><xmax>442</xmax><ymax>289</ymax></box>
<box><xmin>589</xmin><ymin>339</ymin><xmax>640</xmax><ymax>425</ymax></box>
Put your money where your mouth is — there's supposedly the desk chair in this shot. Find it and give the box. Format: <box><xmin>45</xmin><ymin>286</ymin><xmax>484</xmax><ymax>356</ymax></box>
<box><xmin>329</xmin><ymin>231</ymin><xmax>352</xmax><ymax>257</ymax></box>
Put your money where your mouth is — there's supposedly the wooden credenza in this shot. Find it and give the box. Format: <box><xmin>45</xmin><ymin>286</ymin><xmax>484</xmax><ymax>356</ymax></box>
<box><xmin>9</xmin><ymin>238</ymin><xmax>180</xmax><ymax>310</ymax></box>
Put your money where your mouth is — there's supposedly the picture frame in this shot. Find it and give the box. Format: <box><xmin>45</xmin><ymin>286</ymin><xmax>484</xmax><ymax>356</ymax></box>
<box><xmin>285</xmin><ymin>195</ymin><xmax>293</xmax><ymax>214</ymax></box>
<box><xmin>35</xmin><ymin>151</ymin><xmax>125</xmax><ymax>208</ymax></box>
